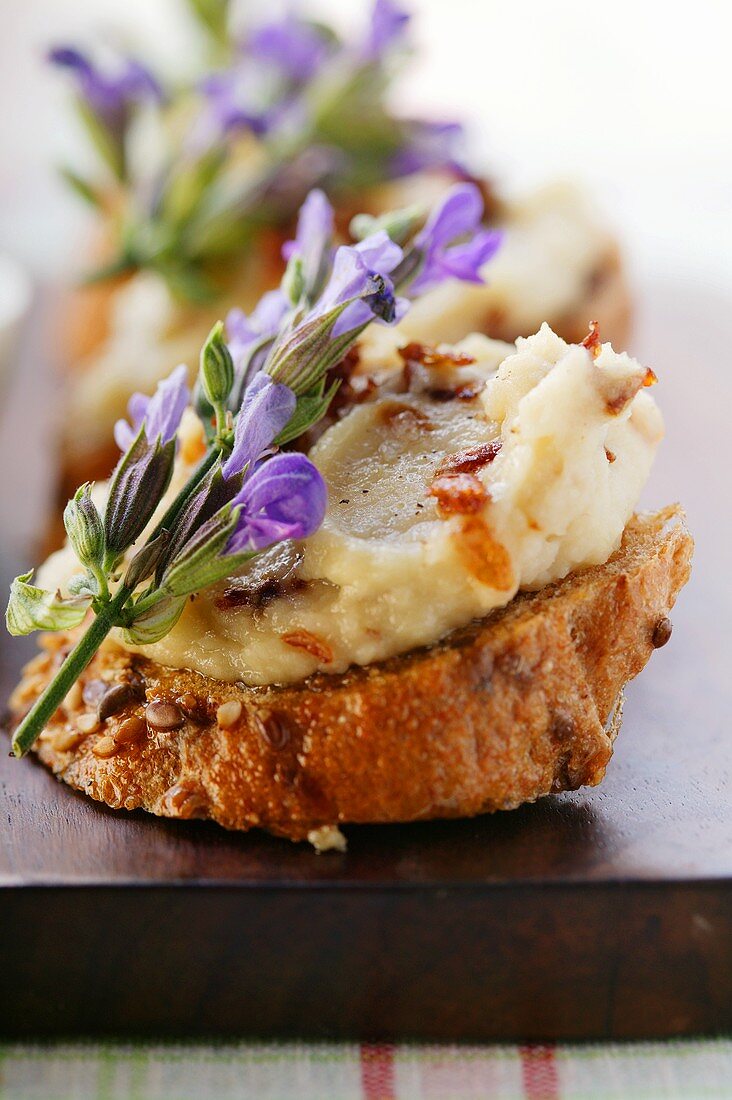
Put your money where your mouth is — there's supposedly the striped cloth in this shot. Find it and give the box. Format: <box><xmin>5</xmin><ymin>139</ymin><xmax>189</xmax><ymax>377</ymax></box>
<box><xmin>1</xmin><ymin>1040</ymin><xmax>731</xmax><ymax>1099</ymax></box>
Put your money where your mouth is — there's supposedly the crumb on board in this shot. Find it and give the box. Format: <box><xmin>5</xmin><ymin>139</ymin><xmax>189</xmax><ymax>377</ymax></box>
<box><xmin>307</xmin><ymin>825</ymin><xmax>347</xmax><ymax>853</ymax></box>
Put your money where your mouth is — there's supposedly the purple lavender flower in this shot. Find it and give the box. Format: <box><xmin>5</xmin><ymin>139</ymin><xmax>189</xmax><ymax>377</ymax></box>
<box><xmin>198</xmin><ymin>66</ymin><xmax>284</xmax><ymax>138</ymax></box>
<box><xmin>391</xmin><ymin>119</ymin><xmax>466</xmax><ymax>178</ymax></box>
<box><xmin>249</xmin><ymin>15</ymin><xmax>331</xmax><ymax>82</ymax></box>
<box><xmin>48</xmin><ymin>46</ymin><xmax>162</xmax><ymax>125</ymax></box>
<box><xmin>264</xmin><ymin>226</ymin><xmax>410</xmax><ymax>394</ymax></box>
<box><xmin>222</xmin><ymin>373</ymin><xmax>296</xmax><ymax>479</ymax></box>
<box><xmin>227</xmin><ymin>452</ymin><xmax>327</xmax><ymax>553</ymax></box>
<box><xmin>226</xmin><ymin>291</ymin><xmax>289</xmax><ymax>366</ymax></box>
<box><xmin>282</xmin><ymin>188</ymin><xmax>334</xmax><ymax>300</ymax></box>
<box><xmin>114</xmin><ymin>364</ymin><xmax>189</xmax><ymax>453</ymax></box>
<box><xmin>363</xmin><ymin>0</ymin><xmax>411</xmax><ymax>60</ymax></box>
<box><xmin>197</xmin><ymin>15</ymin><xmax>330</xmax><ymax>144</ymax></box>
<box><xmin>319</xmin><ymin>231</ymin><xmax>408</xmax><ymax>337</ymax></box>
<box><xmin>408</xmin><ymin>183</ymin><xmax>503</xmax><ymax>295</ymax></box>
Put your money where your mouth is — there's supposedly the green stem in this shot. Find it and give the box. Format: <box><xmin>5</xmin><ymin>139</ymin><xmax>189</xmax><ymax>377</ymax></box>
<box><xmin>11</xmin><ymin>586</ymin><xmax>130</xmax><ymax>758</ymax></box>
<box><xmin>12</xmin><ymin>447</ymin><xmax>222</xmax><ymax>759</ymax></box>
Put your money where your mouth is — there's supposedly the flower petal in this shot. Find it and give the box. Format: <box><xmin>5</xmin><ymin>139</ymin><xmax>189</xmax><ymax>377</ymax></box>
<box><xmin>114</xmin><ymin>365</ymin><xmax>189</xmax><ymax>453</ymax></box>
<box><xmin>363</xmin><ymin>0</ymin><xmax>410</xmax><ymax>59</ymax></box>
<box><xmin>409</xmin><ymin>183</ymin><xmax>502</xmax><ymax>295</ymax></box>
<box><xmin>391</xmin><ymin>119</ymin><xmax>465</xmax><ymax>177</ymax></box>
<box><xmin>282</xmin><ymin>188</ymin><xmax>334</xmax><ymax>296</ymax></box>
<box><xmin>250</xmin><ymin>15</ymin><xmax>330</xmax><ymax>82</ymax></box>
<box><xmin>222</xmin><ymin>373</ymin><xmax>296</xmax><ymax>479</ymax></box>
<box><xmin>144</xmin><ymin>364</ymin><xmax>190</xmax><ymax>445</ymax></box>
<box><xmin>320</xmin><ymin>232</ymin><xmax>404</xmax><ymax>314</ymax></box>
<box><xmin>353</xmin><ymin>229</ymin><xmax>404</xmax><ymax>273</ymax></box>
<box><xmin>434</xmin><ymin>229</ymin><xmax>503</xmax><ymax>283</ymax></box>
<box><xmin>226</xmin><ymin>291</ymin><xmax>288</xmax><ymax>365</ymax></box>
<box><xmin>415</xmin><ymin>182</ymin><xmax>483</xmax><ymax>252</ymax></box>
<box><xmin>228</xmin><ymin>452</ymin><xmax>327</xmax><ymax>552</ymax></box>
<box><xmin>48</xmin><ymin>46</ymin><xmax>162</xmax><ymax>118</ymax></box>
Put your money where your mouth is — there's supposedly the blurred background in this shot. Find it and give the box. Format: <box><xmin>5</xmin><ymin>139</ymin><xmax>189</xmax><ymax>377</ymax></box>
<box><xmin>0</xmin><ymin>0</ymin><xmax>730</xmax><ymax>608</ymax></box>
<box><xmin>1</xmin><ymin>0</ymin><xmax>730</xmax><ymax>285</ymax></box>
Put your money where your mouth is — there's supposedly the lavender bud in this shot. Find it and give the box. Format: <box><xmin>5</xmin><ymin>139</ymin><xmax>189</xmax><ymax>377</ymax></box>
<box><xmin>123</xmin><ymin>592</ymin><xmax>187</xmax><ymax>646</ymax></box>
<box><xmin>349</xmin><ymin>203</ymin><xmax>424</xmax><ymax>246</ymax></box>
<box><xmin>124</xmin><ymin>529</ymin><xmax>171</xmax><ymax>590</ymax></box>
<box><xmin>160</xmin><ymin>508</ymin><xmax>241</xmax><ymax>598</ymax></box>
<box><xmin>104</xmin><ymin>429</ymin><xmax>176</xmax><ymax>565</ymax></box>
<box><xmin>153</xmin><ymin>464</ymin><xmax>237</xmax><ymax>582</ymax></box>
<box><xmin>63</xmin><ymin>483</ymin><xmax>105</xmax><ymax>570</ymax></box>
<box><xmin>200</xmin><ymin>321</ymin><xmax>234</xmax><ymax>410</ymax></box>
<box><xmin>264</xmin><ymin>312</ymin><xmax>337</xmax><ymax>395</ymax></box>
<box><xmin>282</xmin><ymin>254</ymin><xmax>306</xmax><ymax>306</ymax></box>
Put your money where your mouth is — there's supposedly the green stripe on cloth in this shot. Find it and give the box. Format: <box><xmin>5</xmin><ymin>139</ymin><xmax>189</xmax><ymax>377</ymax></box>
<box><xmin>0</xmin><ymin>1040</ymin><xmax>730</xmax><ymax>1099</ymax></box>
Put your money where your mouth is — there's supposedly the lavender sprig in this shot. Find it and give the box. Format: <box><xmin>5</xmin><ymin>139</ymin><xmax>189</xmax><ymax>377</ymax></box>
<box><xmin>7</xmin><ymin>183</ymin><xmax>501</xmax><ymax>758</ymax></box>
<box><xmin>48</xmin><ymin>47</ymin><xmax>163</xmax><ymax>184</ymax></box>
<box><xmin>50</xmin><ymin>1</ymin><xmax>470</xmax><ymax>299</ymax></box>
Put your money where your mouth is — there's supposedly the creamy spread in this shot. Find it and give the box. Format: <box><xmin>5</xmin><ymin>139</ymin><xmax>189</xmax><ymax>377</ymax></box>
<box><xmin>63</xmin><ymin>182</ymin><xmax>612</xmax><ymax>467</ymax></box>
<box><xmin>41</xmin><ymin>325</ymin><xmax>663</xmax><ymax>687</ymax></box>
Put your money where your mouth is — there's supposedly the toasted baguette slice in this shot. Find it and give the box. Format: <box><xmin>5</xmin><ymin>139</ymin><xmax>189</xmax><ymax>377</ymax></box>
<box><xmin>10</xmin><ymin>508</ymin><xmax>691</xmax><ymax>844</ymax></box>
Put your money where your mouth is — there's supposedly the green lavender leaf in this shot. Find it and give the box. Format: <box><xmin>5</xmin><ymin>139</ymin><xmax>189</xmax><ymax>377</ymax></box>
<box><xmin>6</xmin><ymin>573</ymin><xmax>92</xmax><ymax>636</ymax></box>
<box><xmin>186</xmin><ymin>0</ymin><xmax>231</xmax><ymax>46</ymax></box>
<box><xmin>59</xmin><ymin>166</ymin><xmax>104</xmax><ymax>209</ymax></box>
<box><xmin>75</xmin><ymin>97</ymin><xmax>125</xmax><ymax>181</ymax></box>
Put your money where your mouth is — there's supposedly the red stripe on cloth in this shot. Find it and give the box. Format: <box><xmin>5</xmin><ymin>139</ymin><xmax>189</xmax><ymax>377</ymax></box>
<box><xmin>360</xmin><ymin>1043</ymin><xmax>396</xmax><ymax>1100</ymax></box>
<box><xmin>520</xmin><ymin>1044</ymin><xmax>560</xmax><ymax>1099</ymax></box>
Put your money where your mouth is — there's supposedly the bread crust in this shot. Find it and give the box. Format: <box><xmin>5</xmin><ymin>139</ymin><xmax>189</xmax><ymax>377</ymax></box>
<box><xmin>9</xmin><ymin>508</ymin><xmax>692</xmax><ymax>841</ymax></box>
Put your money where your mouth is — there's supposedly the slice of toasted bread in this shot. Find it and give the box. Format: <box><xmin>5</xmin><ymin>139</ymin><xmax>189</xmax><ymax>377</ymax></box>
<box><xmin>9</xmin><ymin>507</ymin><xmax>692</xmax><ymax>842</ymax></box>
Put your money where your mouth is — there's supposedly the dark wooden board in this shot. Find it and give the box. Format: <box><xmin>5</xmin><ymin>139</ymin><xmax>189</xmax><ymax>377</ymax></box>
<box><xmin>0</xmin><ymin>281</ymin><xmax>729</xmax><ymax>1042</ymax></box>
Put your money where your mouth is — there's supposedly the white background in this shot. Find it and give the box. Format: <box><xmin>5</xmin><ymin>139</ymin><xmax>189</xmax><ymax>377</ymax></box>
<box><xmin>1</xmin><ymin>0</ymin><xmax>731</xmax><ymax>291</ymax></box>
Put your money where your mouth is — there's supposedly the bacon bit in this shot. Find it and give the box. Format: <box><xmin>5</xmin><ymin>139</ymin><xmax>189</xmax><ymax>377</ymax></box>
<box><xmin>378</xmin><ymin>400</ymin><xmax>434</xmax><ymax>431</ymax></box>
<box><xmin>281</xmin><ymin>629</ymin><xmax>334</xmax><ymax>664</ymax></box>
<box><xmin>216</xmin><ymin>576</ymin><xmax>309</xmax><ymax>611</ymax></box>
<box><xmin>328</xmin><ymin>346</ymin><xmax>378</xmax><ymax>412</ymax></box>
<box><xmin>605</xmin><ymin>447</ymin><xmax>616</xmax><ymax>464</ymax></box>
<box><xmin>643</xmin><ymin>367</ymin><xmax>658</xmax><ymax>387</ymax></box>
<box><xmin>581</xmin><ymin>320</ymin><xmax>602</xmax><ymax>359</ymax></box>
<box><xmin>436</xmin><ymin>441</ymin><xmax>502</xmax><ymax>477</ymax></box>
<box><xmin>427</xmin><ymin>383</ymin><xmax>482</xmax><ymax>402</ymax></box>
<box><xmin>453</xmin><ymin>515</ymin><xmax>514</xmax><ymax>590</ymax></box>
<box><xmin>429</xmin><ymin>472</ymin><xmax>488</xmax><ymax>516</ymax></box>
<box><xmin>604</xmin><ymin>379</ymin><xmax>641</xmax><ymax>415</ymax></box>
<box><xmin>398</xmin><ymin>342</ymin><xmax>476</xmax><ymax>369</ymax></box>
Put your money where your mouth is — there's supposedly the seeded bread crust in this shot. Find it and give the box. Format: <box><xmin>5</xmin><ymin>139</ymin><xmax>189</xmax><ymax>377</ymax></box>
<box><xmin>9</xmin><ymin>508</ymin><xmax>692</xmax><ymax>842</ymax></box>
